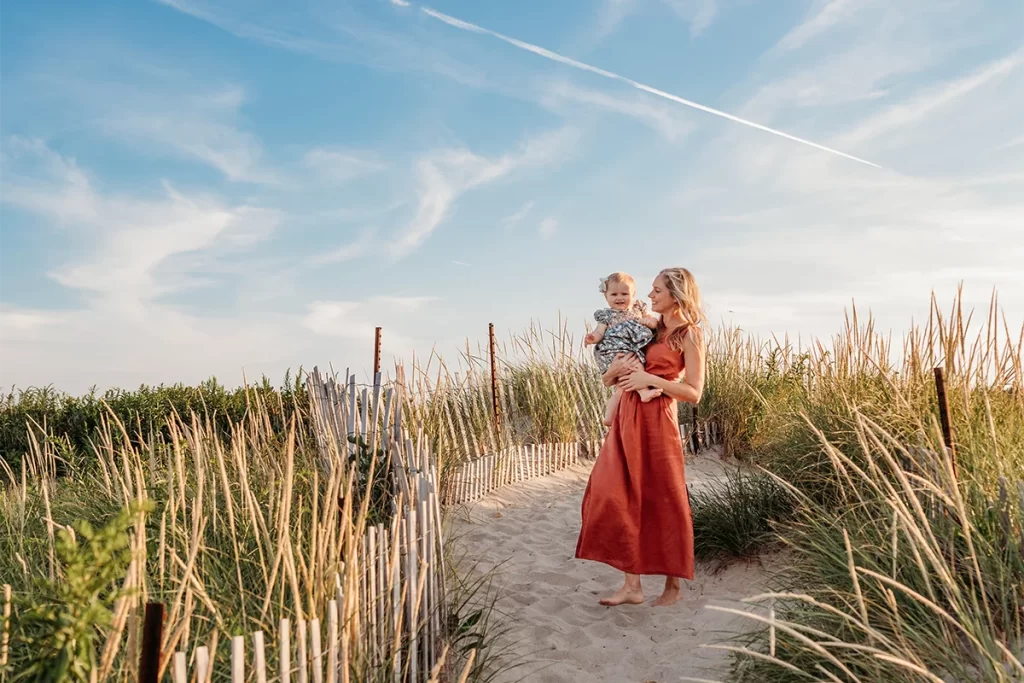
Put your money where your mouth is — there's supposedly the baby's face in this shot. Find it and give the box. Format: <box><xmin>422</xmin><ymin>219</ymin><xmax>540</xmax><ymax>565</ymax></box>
<box><xmin>604</xmin><ymin>281</ymin><xmax>633</xmax><ymax>311</ymax></box>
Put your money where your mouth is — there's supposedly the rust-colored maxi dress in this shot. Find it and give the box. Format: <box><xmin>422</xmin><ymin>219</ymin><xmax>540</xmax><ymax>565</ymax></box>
<box><xmin>575</xmin><ymin>338</ymin><xmax>695</xmax><ymax>579</ymax></box>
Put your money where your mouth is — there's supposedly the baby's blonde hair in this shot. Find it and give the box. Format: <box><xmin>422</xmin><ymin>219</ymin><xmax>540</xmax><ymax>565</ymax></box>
<box><xmin>656</xmin><ymin>267</ymin><xmax>707</xmax><ymax>352</ymax></box>
<box><xmin>598</xmin><ymin>271</ymin><xmax>636</xmax><ymax>294</ymax></box>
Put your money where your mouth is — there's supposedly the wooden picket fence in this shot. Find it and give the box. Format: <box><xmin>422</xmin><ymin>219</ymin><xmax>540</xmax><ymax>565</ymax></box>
<box><xmin>444</xmin><ymin>441</ymin><xmax>595</xmax><ymax>505</ymax></box>
<box><xmin>445</xmin><ymin>417</ymin><xmax>722</xmax><ymax>506</ymax></box>
<box><xmin>156</xmin><ymin>369</ymin><xmax>451</xmax><ymax>682</ymax></box>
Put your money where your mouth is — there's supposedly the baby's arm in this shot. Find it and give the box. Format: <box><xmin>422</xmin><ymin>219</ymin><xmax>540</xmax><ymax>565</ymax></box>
<box><xmin>587</xmin><ymin>309</ymin><xmax>613</xmax><ymax>345</ymax></box>
<box><xmin>634</xmin><ymin>301</ymin><xmax>658</xmax><ymax>329</ymax></box>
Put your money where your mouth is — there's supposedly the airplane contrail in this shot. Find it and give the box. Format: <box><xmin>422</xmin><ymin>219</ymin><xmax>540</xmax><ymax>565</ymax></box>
<box><xmin>421</xmin><ymin>7</ymin><xmax>882</xmax><ymax>169</ymax></box>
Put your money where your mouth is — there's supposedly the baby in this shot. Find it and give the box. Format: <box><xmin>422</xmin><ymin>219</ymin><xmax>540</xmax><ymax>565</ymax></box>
<box><xmin>584</xmin><ymin>272</ymin><xmax>663</xmax><ymax>426</ymax></box>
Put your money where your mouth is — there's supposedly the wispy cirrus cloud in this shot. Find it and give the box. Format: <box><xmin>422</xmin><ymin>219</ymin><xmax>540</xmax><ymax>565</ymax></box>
<box><xmin>389</xmin><ymin>126</ymin><xmax>579</xmax><ymax>259</ymax></box>
<box><xmin>669</xmin><ymin>34</ymin><xmax>1024</xmax><ymax>338</ymax></box>
<box><xmin>772</xmin><ymin>0</ymin><xmax>866</xmax><ymax>53</ymax></box>
<box><xmin>19</xmin><ymin>52</ymin><xmax>283</xmax><ymax>185</ymax></box>
<box><xmin>302</xmin><ymin>296</ymin><xmax>437</xmax><ymax>353</ymax></box>
<box><xmin>302</xmin><ymin>148</ymin><xmax>386</xmax><ymax>186</ymax></box>
<box><xmin>501</xmin><ymin>200</ymin><xmax>535</xmax><ymax>229</ymax></box>
<box><xmin>592</xmin><ymin>0</ymin><xmax>719</xmax><ymax>42</ymax></box>
<box><xmin>156</xmin><ymin>0</ymin><xmax>489</xmax><ymax>88</ymax></box>
<box><xmin>832</xmin><ymin>52</ymin><xmax>1024</xmax><ymax>149</ymax></box>
<box><xmin>543</xmin><ymin>79</ymin><xmax>694</xmax><ymax>142</ymax></box>
<box><xmin>2</xmin><ymin>137</ymin><xmax>279</xmax><ymax>310</ymax></box>
<box><xmin>420</xmin><ymin>7</ymin><xmax>881</xmax><ymax>168</ymax></box>
<box><xmin>310</xmin><ymin>227</ymin><xmax>377</xmax><ymax>266</ymax></box>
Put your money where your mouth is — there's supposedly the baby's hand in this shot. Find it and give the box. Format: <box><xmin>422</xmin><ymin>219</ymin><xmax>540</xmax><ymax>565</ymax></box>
<box><xmin>641</xmin><ymin>316</ymin><xmax>659</xmax><ymax>329</ymax></box>
<box><xmin>585</xmin><ymin>331</ymin><xmax>602</xmax><ymax>346</ymax></box>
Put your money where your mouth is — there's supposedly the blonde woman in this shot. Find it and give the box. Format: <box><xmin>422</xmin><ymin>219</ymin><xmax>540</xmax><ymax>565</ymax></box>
<box><xmin>575</xmin><ymin>267</ymin><xmax>707</xmax><ymax>607</ymax></box>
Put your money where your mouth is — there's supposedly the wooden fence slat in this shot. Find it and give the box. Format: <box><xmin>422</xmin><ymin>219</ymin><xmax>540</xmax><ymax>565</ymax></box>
<box><xmin>311</xmin><ymin>618</ymin><xmax>323</xmax><ymax>683</ymax></box>
<box><xmin>327</xmin><ymin>600</ymin><xmax>338</xmax><ymax>683</ymax></box>
<box><xmin>1</xmin><ymin>584</ymin><xmax>10</xmax><ymax>668</ymax></box>
<box><xmin>280</xmin><ymin>619</ymin><xmax>292</xmax><ymax>683</ymax></box>
<box><xmin>298</xmin><ymin>620</ymin><xmax>309</xmax><ymax>683</ymax></box>
<box><xmin>196</xmin><ymin>645</ymin><xmax>210</xmax><ymax>683</ymax></box>
<box><xmin>254</xmin><ymin>630</ymin><xmax>268</xmax><ymax>683</ymax></box>
<box><xmin>231</xmin><ymin>635</ymin><xmax>245</xmax><ymax>683</ymax></box>
<box><xmin>172</xmin><ymin>652</ymin><xmax>187</xmax><ymax>683</ymax></box>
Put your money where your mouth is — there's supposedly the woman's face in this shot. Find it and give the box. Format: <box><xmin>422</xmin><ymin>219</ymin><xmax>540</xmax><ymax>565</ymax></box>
<box><xmin>649</xmin><ymin>274</ymin><xmax>675</xmax><ymax>315</ymax></box>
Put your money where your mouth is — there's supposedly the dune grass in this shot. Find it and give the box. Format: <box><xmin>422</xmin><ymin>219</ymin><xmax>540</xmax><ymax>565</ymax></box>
<box><xmin>0</xmin><ymin>402</ymin><xmax>498</xmax><ymax>681</ymax></box>
<box><xmin>1</xmin><ymin>288</ymin><xmax>1020</xmax><ymax>682</ymax></box>
<box><xmin>688</xmin><ymin>290</ymin><xmax>1023</xmax><ymax>682</ymax></box>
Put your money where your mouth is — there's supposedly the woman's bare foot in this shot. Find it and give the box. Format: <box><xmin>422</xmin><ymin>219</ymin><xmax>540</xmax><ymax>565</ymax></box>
<box><xmin>638</xmin><ymin>387</ymin><xmax>662</xmax><ymax>403</ymax></box>
<box><xmin>599</xmin><ymin>585</ymin><xmax>645</xmax><ymax>606</ymax></box>
<box><xmin>599</xmin><ymin>574</ymin><xmax>644</xmax><ymax>606</ymax></box>
<box><xmin>652</xmin><ymin>578</ymin><xmax>682</xmax><ymax>607</ymax></box>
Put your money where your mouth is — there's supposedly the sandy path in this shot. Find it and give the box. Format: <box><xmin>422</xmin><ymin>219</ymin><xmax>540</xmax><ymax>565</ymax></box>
<box><xmin>450</xmin><ymin>453</ymin><xmax>773</xmax><ymax>683</ymax></box>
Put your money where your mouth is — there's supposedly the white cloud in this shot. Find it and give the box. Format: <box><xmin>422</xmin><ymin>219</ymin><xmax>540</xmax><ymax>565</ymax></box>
<box><xmin>101</xmin><ymin>85</ymin><xmax>282</xmax><ymax>184</ymax></box>
<box><xmin>302</xmin><ymin>296</ymin><xmax>436</xmax><ymax>354</ymax></box>
<box><xmin>501</xmin><ymin>200</ymin><xmax>535</xmax><ymax>229</ymax></box>
<box><xmin>996</xmin><ymin>134</ymin><xmax>1024</xmax><ymax>150</ymax></box>
<box><xmin>593</xmin><ymin>0</ymin><xmax>719</xmax><ymax>41</ymax></box>
<box><xmin>311</xmin><ymin>228</ymin><xmax>377</xmax><ymax>266</ymax></box>
<box><xmin>539</xmin><ymin>217</ymin><xmax>558</xmax><ymax>239</ymax></box>
<box><xmin>663</xmin><ymin>0</ymin><xmax>719</xmax><ymax>38</ymax></box>
<box><xmin>156</xmin><ymin>0</ymin><xmax>488</xmax><ymax>89</ymax></box>
<box><xmin>389</xmin><ymin>127</ymin><xmax>578</xmax><ymax>258</ymax></box>
<box><xmin>2</xmin><ymin>139</ymin><xmax>279</xmax><ymax>310</ymax></box>
<box><xmin>773</xmin><ymin>0</ymin><xmax>865</xmax><ymax>53</ymax></box>
<box><xmin>833</xmin><ymin>52</ymin><xmax>1024</xmax><ymax>148</ymax></box>
<box><xmin>0</xmin><ymin>307</ymin><xmax>66</xmax><ymax>340</ymax></box>
<box><xmin>594</xmin><ymin>0</ymin><xmax>637</xmax><ymax>41</ymax></box>
<box><xmin>302</xmin><ymin>148</ymin><xmax>385</xmax><ymax>185</ymax></box>
<box><xmin>543</xmin><ymin>80</ymin><xmax>694</xmax><ymax>142</ymax></box>
<box><xmin>663</xmin><ymin>33</ymin><xmax>1024</xmax><ymax>341</ymax></box>
<box><xmin>422</xmin><ymin>7</ymin><xmax>880</xmax><ymax>168</ymax></box>
<box><xmin>390</xmin><ymin>0</ymin><xmax>411</xmax><ymax>6</ymax></box>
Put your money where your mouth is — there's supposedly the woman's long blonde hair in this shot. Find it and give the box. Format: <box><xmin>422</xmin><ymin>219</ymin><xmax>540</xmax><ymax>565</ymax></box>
<box><xmin>656</xmin><ymin>267</ymin><xmax>707</xmax><ymax>352</ymax></box>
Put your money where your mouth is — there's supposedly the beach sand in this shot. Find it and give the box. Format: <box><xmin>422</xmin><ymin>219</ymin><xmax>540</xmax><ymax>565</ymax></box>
<box><xmin>450</xmin><ymin>451</ymin><xmax>775</xmax><ymax>683</ymax></box>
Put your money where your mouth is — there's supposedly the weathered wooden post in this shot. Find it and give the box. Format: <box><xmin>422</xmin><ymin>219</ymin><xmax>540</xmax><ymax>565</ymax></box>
<box><xmin>138</xmin><ymin>602</ymin><xmax>165</xmax><ymax>683</ymax></box>
<box><xmin>933</xmin><ymin>367</ymin><xmax>958</xmax><ymax>479</ymax></box>
<box><xmin>373</xmin><ymin>326</ymin><xmax>383</xmax><ymax>379</ymax></box>
<box><xmin>489</xmin><ymin>323</ymin><xmax>501</xmax><ymax>438</ymax></box>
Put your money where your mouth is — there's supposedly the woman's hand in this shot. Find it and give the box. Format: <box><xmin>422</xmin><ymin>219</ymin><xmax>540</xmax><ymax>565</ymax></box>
<box><xmin>602</xmin><ymin>354</ymin><xmax>641</xmax><ymax>386</ymax></box>
<box><xmin>619</xmin><ymin>369</ymin><xmax>658</xmax><ymax>393</ymax></box>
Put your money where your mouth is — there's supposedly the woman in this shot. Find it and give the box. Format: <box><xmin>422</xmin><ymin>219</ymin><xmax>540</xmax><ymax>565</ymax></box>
<box><xmin>575</xmin><ymin>267</ymin><xmax>707</xmax><ymax>607</ymax></box>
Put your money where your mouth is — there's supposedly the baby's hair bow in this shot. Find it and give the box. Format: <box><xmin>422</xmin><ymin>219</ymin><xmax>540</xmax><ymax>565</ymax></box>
<box><xmin>597</xmin><ymin>277</ymin><xmax>609</xmax><ymax>293</ymax></box>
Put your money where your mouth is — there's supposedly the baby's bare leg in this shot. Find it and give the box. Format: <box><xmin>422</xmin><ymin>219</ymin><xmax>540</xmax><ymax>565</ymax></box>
<box><xmin>603</xmin><ymin>386</ymin><xmax>623</xmax><ymax>426</ymax></box>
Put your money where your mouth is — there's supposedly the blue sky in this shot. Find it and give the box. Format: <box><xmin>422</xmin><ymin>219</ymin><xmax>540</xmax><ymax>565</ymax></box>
<box><xmin>1</xmin><ymin>0</ymin><xmax>1022</xmax><ymax>393</ymax></box>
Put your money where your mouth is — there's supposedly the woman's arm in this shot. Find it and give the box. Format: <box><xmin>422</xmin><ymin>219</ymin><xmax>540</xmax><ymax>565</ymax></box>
<box><xmin>602</xmin><ymin>353</ymin><xmax>642</xmax><ymax>387</ymax></box>
<box><xmin>619</xmin><ymin>329</ymin><xmax>705</xmax><ymax>403</ymax></box>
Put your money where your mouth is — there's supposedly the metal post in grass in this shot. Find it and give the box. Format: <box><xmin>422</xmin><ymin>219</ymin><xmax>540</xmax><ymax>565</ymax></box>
<box><xmin>138</xmin><ymin>602</ymin><xmax>165</xmax><ymax>683</ymax></box>
<box><xmin>933</xmin><ymin>367</ymin><xmax>958</xmax><ymax>480</ymax></box>
<box><xmin>489</xmin><ymin>323</ymin><xmax>501</xmax><ymax>439</ymax></box>
<box><xmin>373</xmin><ymin>326</ymin><xmax>383</xmax><ymax>379</ymax></box>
